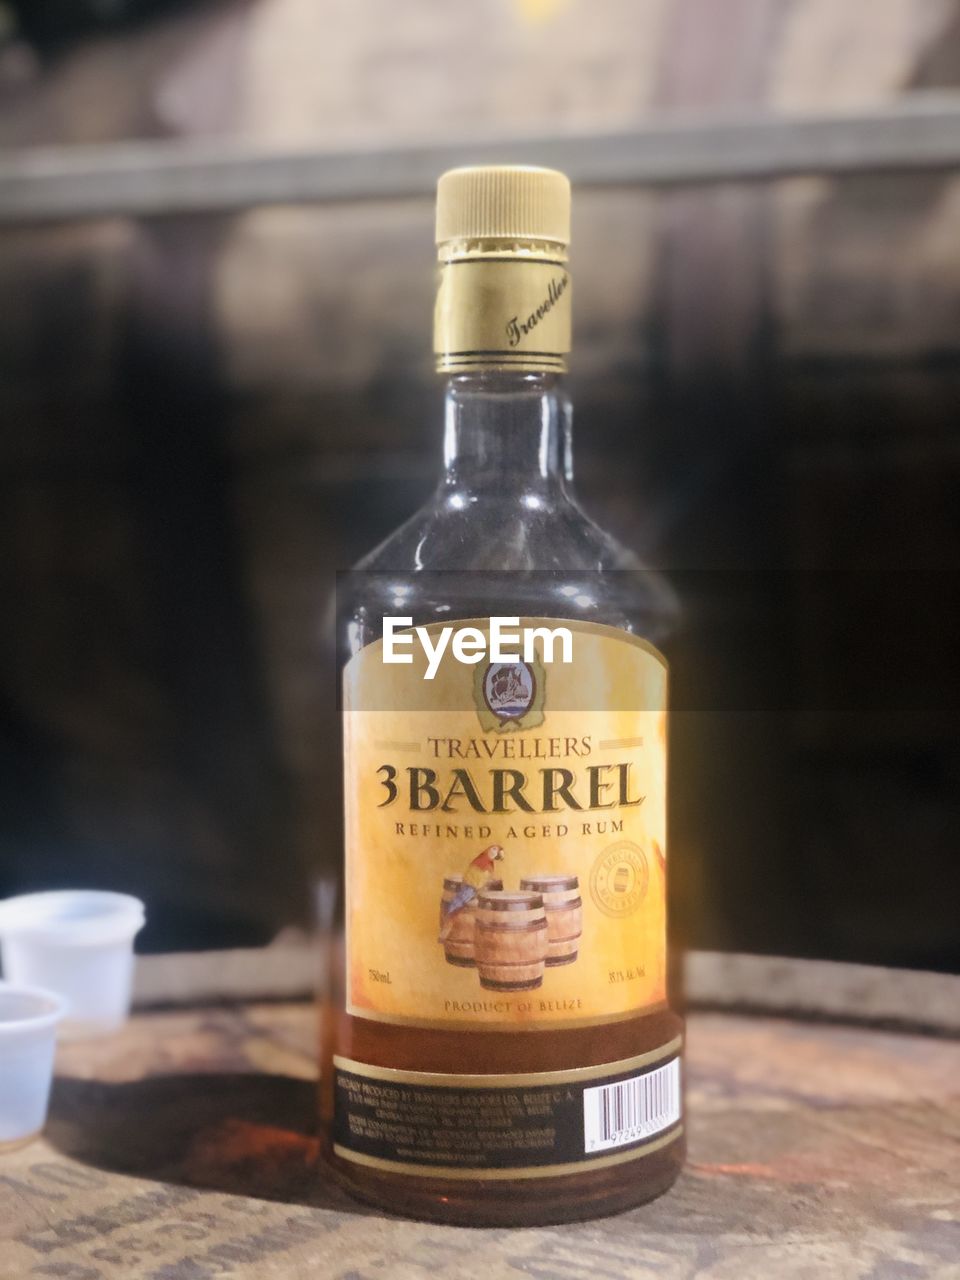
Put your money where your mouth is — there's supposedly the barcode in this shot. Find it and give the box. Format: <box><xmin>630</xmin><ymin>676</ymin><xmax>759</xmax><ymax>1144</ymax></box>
<box><xmin>583</xmin><ymin>1058</ymin><xmax>681</xmax><ymax>1153</ymax></box>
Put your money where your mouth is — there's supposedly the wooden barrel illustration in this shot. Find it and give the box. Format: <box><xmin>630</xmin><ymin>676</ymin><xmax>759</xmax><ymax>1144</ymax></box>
<box><xmin>438</xmin><ymin>875</ymin><xmax>503</xmax><ymax>967</ymax></box>
<box><xmin>475</xmin><ymin>890</ymin><xmax>548</xmax><ymax>991</ymax></box>
<box><xmin>520</xmin><ymin>874</ymin><xmax>582</xmax><ymax>966</ymax></box>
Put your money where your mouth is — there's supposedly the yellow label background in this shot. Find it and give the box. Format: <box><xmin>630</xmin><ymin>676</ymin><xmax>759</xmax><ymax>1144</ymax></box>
<box><xmin>344</xmin><ymin>619</ymin><xmax>667</xmax><ymax>1030</ymax></box>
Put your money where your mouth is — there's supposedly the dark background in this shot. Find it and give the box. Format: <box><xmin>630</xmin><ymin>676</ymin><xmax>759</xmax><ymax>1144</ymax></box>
<box><xmin>1</xmin><ymin>0</ymin><xmax>958</xmax><ymax>968</ymax></box>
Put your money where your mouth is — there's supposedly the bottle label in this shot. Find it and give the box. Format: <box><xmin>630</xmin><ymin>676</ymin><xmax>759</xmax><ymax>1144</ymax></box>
<box><xmin>434</xmin><ymin>258</ymin><xmax>571</xmax><ymax>373</ymax></box>
<box><xmin>343</xmin><ymin>617</ymin><xmax>668</xmax><ymax>1031</ymax></box>
<box><xmin>332</xmin><ymin>1040</ymin><xmax>682</xmax><ymax>1179</ymax></box>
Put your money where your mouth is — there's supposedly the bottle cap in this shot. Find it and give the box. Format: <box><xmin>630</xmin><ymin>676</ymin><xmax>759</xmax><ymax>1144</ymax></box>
<box><xmin>436</xmin><ymin>165</ymin><xmax>571</xmax><ymax>247</ymax></box>
<box><xmin>433</xmin><ymin>165</ymin><xmax>573</xmax><ymax>374</ymax></box>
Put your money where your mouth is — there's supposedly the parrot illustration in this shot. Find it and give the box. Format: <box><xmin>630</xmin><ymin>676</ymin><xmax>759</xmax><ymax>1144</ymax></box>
<box><xmin>439</xmin><ymin>844</ymin><xmax>505</xmax><ymax>941</ymax></box>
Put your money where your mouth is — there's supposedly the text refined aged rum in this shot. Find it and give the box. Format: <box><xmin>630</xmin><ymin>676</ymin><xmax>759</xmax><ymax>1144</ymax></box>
<box><xmin>322</xmin><ymin>167</ymin><xmax>684</xmax><ymax>1225</ymax></box>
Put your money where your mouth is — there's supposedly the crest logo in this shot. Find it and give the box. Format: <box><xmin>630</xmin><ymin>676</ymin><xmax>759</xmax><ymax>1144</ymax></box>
<box><xmin>484</xmin><ymin>663</ymin><xmax>535</xmax><ymax>719</ymax></box>
<box><xmin>474</xmin><ymin>658</ymin><xmax>546</xmax><ymax>732</ymax></box>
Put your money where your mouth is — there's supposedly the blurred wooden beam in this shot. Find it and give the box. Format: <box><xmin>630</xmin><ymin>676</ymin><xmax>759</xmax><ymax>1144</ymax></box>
<box><xmin>132</xmin><ymin>940</ymin><xmax>960</xmax><ymax>1036</ymax></box>
<box><xmin>1</xmin><ymin>97</ymin><xmax>959</xmax><ymax>225</ymax></box>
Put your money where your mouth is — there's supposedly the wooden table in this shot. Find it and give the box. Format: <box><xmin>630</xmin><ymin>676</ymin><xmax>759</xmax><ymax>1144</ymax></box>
<box><xmin>2</xmin><ymin>956</ymin><xmax>959</xmax><ymax>1279</ymax></box>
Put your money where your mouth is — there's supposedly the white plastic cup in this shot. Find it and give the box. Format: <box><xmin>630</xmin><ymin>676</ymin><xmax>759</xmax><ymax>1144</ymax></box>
<box><xmin>0</xmin><ymin>983</ymin><xmax>66</xmax><ymax>1146</ymax></box>
<box><xmin>0</xmin><ymin>891</ymin><xmax>145</xmax><ymax>1036</ymax></box>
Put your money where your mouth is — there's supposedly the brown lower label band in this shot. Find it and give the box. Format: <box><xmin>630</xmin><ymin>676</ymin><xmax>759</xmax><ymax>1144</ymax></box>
<box><xmin>332</xmin><ymin>1041</ymin><xmax>682</xmax><ymax>1179</ymax></box>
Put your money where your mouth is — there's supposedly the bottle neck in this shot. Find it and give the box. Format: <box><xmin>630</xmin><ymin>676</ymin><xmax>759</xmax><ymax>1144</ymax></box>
<box><xmin>441</xmin><ymin>373</ymin><xmax>572</xmax><ymax>498</ymax></box>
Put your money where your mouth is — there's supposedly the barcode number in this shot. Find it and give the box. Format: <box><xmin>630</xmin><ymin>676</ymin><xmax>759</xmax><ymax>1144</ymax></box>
<box><xmin>583</xmin><ymin>1057</ymin><xmax>681</xmax><ymax>1153</ymax></box>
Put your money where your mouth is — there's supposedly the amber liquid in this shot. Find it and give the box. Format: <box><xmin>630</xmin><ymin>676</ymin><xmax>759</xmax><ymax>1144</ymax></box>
<box><xmin>319</xmin><ymin>943</ymin><xmax>684</xmax><ymax>1226</ymax></box>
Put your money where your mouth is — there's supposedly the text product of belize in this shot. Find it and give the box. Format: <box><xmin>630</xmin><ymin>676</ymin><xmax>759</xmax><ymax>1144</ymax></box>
<box><xmin>322</xmin><ymin>166</ymin><xmax>684</xmax><ymax>1226</ymax></box>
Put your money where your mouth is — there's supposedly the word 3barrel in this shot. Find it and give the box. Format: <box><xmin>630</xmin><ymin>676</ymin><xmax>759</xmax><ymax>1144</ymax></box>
<box><xmin>439</xmin><ymin>875</ymin><xmax>503</xmax><ymax>966</ymax></box>
<box><xmin>519</xmin><ymin>874</ymin><xmax>582</xmax><ymax>966</ymax></box>
<box><xmin>475</xmin><ymin>890</ymin><xmax>548</xmax><ymax>991</ymax></box>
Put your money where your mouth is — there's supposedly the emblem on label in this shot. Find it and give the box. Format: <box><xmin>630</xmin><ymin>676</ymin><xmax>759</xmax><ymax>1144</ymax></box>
<box><xmin>484</xmin><ymin>662</ymin><xmax>536</xmax><ymax>719</ymax></box>
<box><xmin>474</xmin><ymin>657</ymin><xmax>545</xmax><ymax>732</ymax></box>
<box><xmin>590</xmin><ymin>841</ymin><xmax>650</xmax><ymax>918</ymax></box>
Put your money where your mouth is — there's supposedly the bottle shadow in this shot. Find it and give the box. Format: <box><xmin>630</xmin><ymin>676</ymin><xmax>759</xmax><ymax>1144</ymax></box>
<box><xmin>45</xmin><ymin>1072</ymin><xmax>371</xmax><ymax>1215</ymax></box>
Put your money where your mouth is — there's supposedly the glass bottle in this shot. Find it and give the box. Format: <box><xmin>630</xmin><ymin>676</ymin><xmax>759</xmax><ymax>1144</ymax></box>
<box><xmin>321</xmin><ymin>167</ymin><xmax>683</xmax><ymax>1226</ymax></box>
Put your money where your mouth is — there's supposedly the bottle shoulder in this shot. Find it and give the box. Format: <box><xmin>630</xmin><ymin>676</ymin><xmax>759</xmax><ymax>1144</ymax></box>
<box><xmin>346</xmin><ymin>485</ymin><xmax>679</xmax><ymax>647</ymax></box>
<box><xmin>356</xmin><ymin>484</ymin><xmax>636</xmax><ymax>572</ymax></box>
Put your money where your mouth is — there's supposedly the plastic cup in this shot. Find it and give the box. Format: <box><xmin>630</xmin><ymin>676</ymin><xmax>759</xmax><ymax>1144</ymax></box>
<box><xmin>0</xmin><ymin>891</ymin><xmax>145</xmax><ymax>1036</ymax></box>
<box><xmin>0</xmin><ymin>983</ymin><xmax>66</xmax><ymax>1147</ymax></box>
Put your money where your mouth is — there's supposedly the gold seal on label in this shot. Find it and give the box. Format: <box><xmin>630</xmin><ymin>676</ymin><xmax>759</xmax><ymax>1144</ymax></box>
<box><xmin>590</xmin><ymin>841</ymin><xmax>650</xmax><ymax>918</ymax></box>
